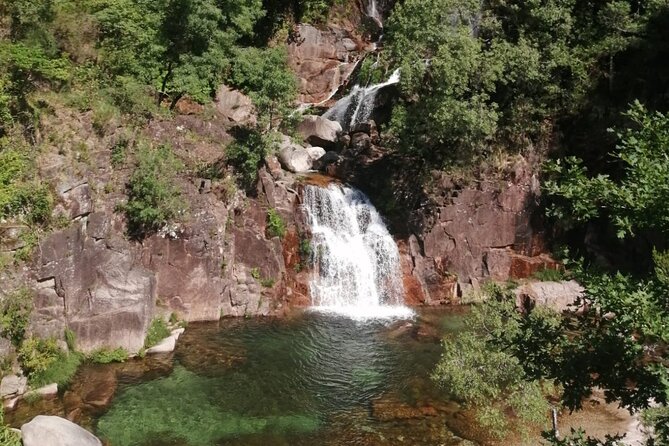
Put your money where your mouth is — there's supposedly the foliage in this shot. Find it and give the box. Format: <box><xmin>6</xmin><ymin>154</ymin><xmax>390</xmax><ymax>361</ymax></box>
<box><xmin>545</xmin><ymin>102</ymin><xmax>669</xmax><ymax>238</ymax></box>
<box><xmin>542</xmin><ymin>428</ymin><xmax>626</xmax><ymax>446</ymax></box>
<box><xmin>144</xmin><ymin>317</ymin><xmax>171</xmax><ymax>348</ymax></box>
<box><xmin>124</xmin><ymin>144</ymin><xmax>184</xmax><ymax>237</ymax></box>
<box><xmin>0</xmin><ymin>406</ymin><xmax>21</xmax><ymax>446</ymax></box>
<box><xmin>229</xmin><ymin>46</ymin><xmax>297</xmax><ymax>129</ymax></box>
<box><xmin>88</xmin><ymin>347</ymin><xmax>129</xmax><ymax>364</ymax></box>
<box><xmin>225</xmin><ymin>129</ymin><xmax>277</xmax><ymax>190</ymax></box>
<box><xmin>266</xmin><ymin>208</ymin><xmax>286</xmax><ymax>238</ymax></box>
<box><xmin>383</xmin><ymin>0</ymin><xmax>668</xmax><ymax>168</ymax></box>
<box><xmin>94</xmin><ymin>0</ymin><xmax>264</xmax><ymax>106</ymax></box>
<box><xmin>0</xmin><ymin>287</ymin><xmax>33</xmax><ymax>346</ymax></box>
<box><xmin>0</xmin><ymin>144</ymin><xmax>53</xmax><ymax>226</ymax></box>
<box><xmin>432</xmin><ymin>284</ymin><xmax>556</xmax><ymax>437</ymax></box>
<box><xmin>17</xmin><ymin>336</ymin><xmax>81</xmax><ymax>387</ymax></box>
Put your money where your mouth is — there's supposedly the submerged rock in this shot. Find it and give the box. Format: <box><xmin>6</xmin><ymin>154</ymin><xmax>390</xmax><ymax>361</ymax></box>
<box><xmin>21</xmin><ymin>415</ymin><xmax>102</xmax><ymax>446</ymax></box>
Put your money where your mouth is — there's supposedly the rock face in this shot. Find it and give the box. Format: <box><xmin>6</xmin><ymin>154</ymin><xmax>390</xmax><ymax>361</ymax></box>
<box><xmin>22</xmin><ymin>416</ymin><xmax>102</xmax><ymax>446</ymax></box>
<box><xmin>34</xmin><ymin>214</ymin><xmax>155</xmax><ymax>353</ymax></box>
<box><xmin>288</xmin><ymin>24</ymin><xmax>366</xmax><ymax>104</ymax></box>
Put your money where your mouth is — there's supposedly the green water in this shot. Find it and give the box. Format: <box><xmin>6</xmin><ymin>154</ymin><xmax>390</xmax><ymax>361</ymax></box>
<box><xmin>10</xmin><ymin>309</ymin><xmax>475</xmax><ymax>445</ymax></box>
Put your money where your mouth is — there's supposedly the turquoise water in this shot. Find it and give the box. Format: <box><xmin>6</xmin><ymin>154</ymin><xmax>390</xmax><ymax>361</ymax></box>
<box><xmin>97</xmin><ymin>309</ymin><xmax>470</xmax><ymax>446</ymax></box>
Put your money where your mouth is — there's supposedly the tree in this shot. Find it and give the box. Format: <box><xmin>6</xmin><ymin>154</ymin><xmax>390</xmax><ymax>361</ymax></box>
<box><xmin>229</xmin><ymin>46</ymin><xmax>297</xmax><ymax>129</ymax></box>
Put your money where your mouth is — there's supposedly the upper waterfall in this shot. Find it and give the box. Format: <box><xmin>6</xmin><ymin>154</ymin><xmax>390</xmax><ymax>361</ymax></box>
<box><xmin>303</xmin><ymin>183</ymin><xmax>413</xmax><ymax>320</ymax></box>
<box><xmin>323</xmin><ymin>69</ymin><xmax>400</xmax><ymax>131</ymax></box>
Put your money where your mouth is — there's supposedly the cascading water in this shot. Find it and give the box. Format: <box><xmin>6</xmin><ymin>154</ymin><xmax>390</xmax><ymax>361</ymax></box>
<box><xmin>323</xmin><ymin>69</ymin><xmax>400</xmax><ymax>131</ymax></box>
<box><xmin>365</xmin><ymin>0</ymin><xmax>383</xmax><ymax>28</ymax></box>
<box><xmin>303</xmin><ymin>183</ymin><xmax>413</xmax><ymax>319</ymax></box>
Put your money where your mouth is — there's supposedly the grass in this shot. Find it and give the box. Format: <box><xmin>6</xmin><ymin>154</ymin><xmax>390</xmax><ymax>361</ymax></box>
<box><xmin>29</xmin><ymin>351</ymin><xmax>82</xmax><ymax>388</ymax></box>
<box><xmin>532</xmin><ymin>268</ymin><xmax>565</xmax><ymax>282</ymax></box>
<box><xmin>144</xmin><ymin>317</ymin><xmax>171</xmax><ymax>348</ymax></box>
<box><xmin>88</xmin><ymin>347</ymin><xmax>129</xmax><ymax>364</ymax></box>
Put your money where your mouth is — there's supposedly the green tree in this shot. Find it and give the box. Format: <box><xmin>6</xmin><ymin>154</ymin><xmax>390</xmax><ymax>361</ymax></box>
<box><xmin>229</xmin><ymin>46</ymin><xmax>297</xmax><ymax>129</ymax></box>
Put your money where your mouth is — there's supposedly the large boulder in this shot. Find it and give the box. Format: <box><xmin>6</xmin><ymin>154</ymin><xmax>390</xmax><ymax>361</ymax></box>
<box><xmin>297</xmin><ymin>115</ymin><xmax>342</xmax><ymax>149</ymax></box>
<box><xmin>21</xmin><ymin>415</ymin><xmax>102</xmax><ymax>446</ymax></box>
<box><xmin>278</xmin><ymin>136</ymin><xmax>312</xmax><ymax>173</ymax></box>
<box><xmin>0</xmin><ymin>375</ymin><xmax>27</xmax><ymax>399</ymax></box>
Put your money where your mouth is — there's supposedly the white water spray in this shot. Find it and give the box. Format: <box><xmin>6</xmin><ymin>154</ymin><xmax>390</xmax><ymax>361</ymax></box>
<box><xmin>303</xmin><ymin>183</ymin><xmax>413</xmax><ymax>320</ymax></box>
<box><xmin>323</xmin><ymin>69</ymin><xmax>400</xmax><ymax>130</ymax></box>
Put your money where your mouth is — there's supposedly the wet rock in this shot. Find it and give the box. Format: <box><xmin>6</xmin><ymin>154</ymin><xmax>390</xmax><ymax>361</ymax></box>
<box><xmin>21</xmin><ymin>415</ymin><xmax>102</xmax><ymax>446</ymax></box>
<box><xmin>371</xmin><ymin>397</ymin><xmax>440</xmax><ymax>421</ymax></box>
<box><xmin>215</xmin><ymin>85</ymin><xmax>256</xmax><ymax>124</ymax></box>
<box><xmin>0</xmin><ymin>375</ymin><xmax>27</xmax><ymax>399</ymax></box>
<box><xmin>515</xmin><ymin>280</ymin><xmax>585</xmax><ymax>313</ymax></box>
<box><xmin>297</xmin><ymin>115</ymin><xmax>342</xmax><ymax>149</ymax></box>
<box><xmin>349</xmin><ymin>132</ymin><xmax>371</xmax><ymax>154</ymax></box>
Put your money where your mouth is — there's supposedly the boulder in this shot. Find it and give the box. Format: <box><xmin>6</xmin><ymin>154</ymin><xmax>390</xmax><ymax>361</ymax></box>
<box><xmin>215</xmin><ymin>85</ymin><xmax>256</xmax><ymax>124</ymax></box>
<box><xmin>0</xmin><ymin>375</ymin><xmax>27</xmax><ymax>398</ymax></box>
<box><xmin>297</xmin><ymin>115</ymin><xmax>342</xmax><ymax>148</ymax></box>
<box><xmin>515</xmin><ymin>280</ymin><xmax>585</xmax><ymax>313</ymax></box>
<box><xmin>349</xmin><ymin>132</ymin><xmax>371</xmax><ymax>154</ymax></box>
<box><xmin>33</xmin><ymin>383</ymin><xmax>58</xmax><ymax>397</ymax></box>
<box><xmin>278</xmin><ymin>137</ymin><xmax>312</xmax><ymax>173</ymax></box>
<box><xmin>306</xmin><ymin>146</ymin><xmax>326</xmax><ymax>162</ymax></box>
<box><xmin>21</xmin><ymin>416</ymin><xmax>102</xmax><ymax>446</ymax></box>
<box><xmin>145</xmin><ymin>334</ymin><xmax>177</xmax><ymax>354</ymax></box>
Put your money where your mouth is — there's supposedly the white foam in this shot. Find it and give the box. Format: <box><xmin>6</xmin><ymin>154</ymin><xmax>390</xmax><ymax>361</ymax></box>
<box><xmin>309</xmin><ymin>305</ymin><xmax>415</xmax><ymax>321</ymax></box>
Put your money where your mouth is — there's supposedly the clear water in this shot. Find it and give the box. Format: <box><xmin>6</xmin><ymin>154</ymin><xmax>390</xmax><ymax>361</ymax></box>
<box><xmin>94</xmin><ymin>311</ymin><xmax>468</xmax><ymax>446</ymax></box>
<box><xmin>7</xmin><ymin>309</ymin><xmax>476</xmax><ymax>446</ymax></box>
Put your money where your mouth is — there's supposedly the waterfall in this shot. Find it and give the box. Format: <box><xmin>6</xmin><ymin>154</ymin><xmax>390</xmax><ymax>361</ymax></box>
<box><xmin>303</xmin><ymin>184</ymin><xmax>413</xmax><ymax>320</ymax></box>
<box><xmin>323</xmin><ymin>69</ymin><xmax>400</xmax><ymax>131</ymax></box>
<box><xmin>365</xmin><ymin>0</ymin><xmax>383</xmax><ymax>28</ymax></box>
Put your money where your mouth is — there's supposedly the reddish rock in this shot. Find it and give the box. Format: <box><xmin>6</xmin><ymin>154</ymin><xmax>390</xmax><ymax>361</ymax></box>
<box><xmin>372</xmin><ymin>397</ymin><xmax>441</xmax><ymax>421</ymax></box>
<box><xmin>174</xmin><ymin>97</ymin><xmax>204</xmax><ymax>115</ymax></box>
<box><xmin>287</xmin><ymin>25</ymin><xmax>366</xmax><ymax>104</ymax></box>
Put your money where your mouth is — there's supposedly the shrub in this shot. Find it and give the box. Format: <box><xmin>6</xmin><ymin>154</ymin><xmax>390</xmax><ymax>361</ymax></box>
<box><xmin>532</xmin><ymin>268</ymin><xmax>565</xmax><ymax>282</ymax></box>
<box><xmin>88</xmin><ymin>347</ymin><xmax>129</xmax><ymax>364</ymax></box>
<box><xmin>266</xmin><ymin>209</ymin><xmax>285</xmax><ymax>238</ymax></box>
<box><xmin>17</xmin><ymin>337</ymin><xmax>81</xmax><ymax>387</ymax></box>
<box><xmin>0</xmin><ymin>287</ymin><xmax>33</xmax><ymax>346</ymax></box>
<box><xmin>225</xmin><ymin>128</ymin><xmax>276</xmax><ymax>191</ymax></box>
<box><xmin>144</xmin><ymin>317</ymin><xmax>171</xmax><ymax>348</ymax></box>
<box><xmin>124</xmin><ymin>144</ymin><xmax>184</xmax><ymax>238</ymax></box>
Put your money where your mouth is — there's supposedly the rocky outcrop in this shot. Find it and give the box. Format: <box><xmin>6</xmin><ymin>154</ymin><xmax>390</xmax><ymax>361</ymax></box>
<box><xmin>21</xmin><ymin>415</ymin><xmax>102</xmax><ymax>446</ymax></box>
<box><xmin>288</xmin><ymin>24</ymin><xmax>367</xmax><ymax>105</ymax></box>
<box><xmin>278</xmin><ymin>135</ymin><xmax>324</xmax><ymax>173</ymax></box>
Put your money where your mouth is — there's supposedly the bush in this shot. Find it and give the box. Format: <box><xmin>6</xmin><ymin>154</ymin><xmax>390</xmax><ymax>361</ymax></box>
<box><xmin>225</xmin><ymin>129</ymin><xmax>275</xmax><ymax>191</ymax></box>
<box><xmin>0</xmin><ymin>287</ymin><xmax>33</xmax><ymax>346</ymax></box>
<box><xmin>532</xmin><ymin>268</ymin><xmax>565</xmax><ymax>282</ymax></box>
<box><xmin>144</xmin><ymin>317</ymin><xmax>171</xmax><ymax>348</ymax></box>
<box><xmin>88</xmin><ymin>347</ymin><xmax>129</xmax><ymax>364</ymax></box>
<box><xmin>18</xmin><ymin>337</ymin><xmax>82</xmax><ymax>387</ymax></box>
<box><xmin>124</xmin><ymin>144</ymin><xmax>184</xmax><ymax>238</ymax></box>
<box><xmin>266</xmin><ymin>209</ymin><xmax>286</xmax><ymax>238</ymax></box>
<box><xmin>64</xmin><ymin>328</ymin><xmax>76</xmax><ymax>351</ymax></box>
